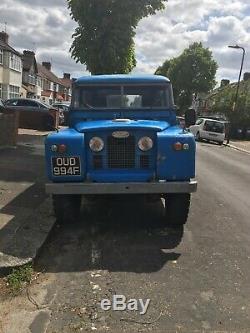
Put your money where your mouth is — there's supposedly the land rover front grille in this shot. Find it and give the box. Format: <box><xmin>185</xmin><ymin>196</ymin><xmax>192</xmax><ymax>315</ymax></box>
<box><xmin>107</xmin><ymin>135</ymin><xmax>135</xmax><ymax>169</ymax></box>
<box><xmin>140</xmin><ymin>155</ymin><xmax>150</xmax><ymax>169</ymax></box>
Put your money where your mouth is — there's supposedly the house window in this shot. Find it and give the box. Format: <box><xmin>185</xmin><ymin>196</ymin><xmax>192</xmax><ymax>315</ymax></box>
<box><xmin>9</xmin><ymin>85</ymin><xmax>20</xmax><ymax>99</ymax></box>
<box><xmin>0</xmin><ymin>49</ymin><xmax>3</xmax><ymax>65</ymax></box>
<box><xmin>36</xmin><ymin>76</ymin><xmax>42</xmax><ymax>87</ymax></box>
<box><xmin>9</xmin><ymin>53</ymin><xmax>21</xmax><ymax>72</ymax></box>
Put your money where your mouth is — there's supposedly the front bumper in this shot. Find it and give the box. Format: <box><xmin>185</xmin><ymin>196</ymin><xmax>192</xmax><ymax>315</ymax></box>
<box><xmin>45</xmin><ymin>180</ymin><xmax>197</xmax><ymax>195</ymax></box>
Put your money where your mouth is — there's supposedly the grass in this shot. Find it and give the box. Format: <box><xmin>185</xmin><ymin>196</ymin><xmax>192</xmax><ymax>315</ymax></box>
<box><xmin>6</xmin><ymin>264</ymin><xmax>33</xmax><ymax>293</ymax></box>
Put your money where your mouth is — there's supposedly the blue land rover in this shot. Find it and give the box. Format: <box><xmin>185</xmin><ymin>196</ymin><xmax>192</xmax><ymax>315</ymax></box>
<box><xmin>45</xmin><ymin>75</ymin><xmax>197</xmax><ymax>226</ymax></box>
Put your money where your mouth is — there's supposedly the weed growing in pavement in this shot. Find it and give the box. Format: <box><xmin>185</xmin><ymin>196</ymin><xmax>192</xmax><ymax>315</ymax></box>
<box><xmin>6</xmin><ymin>264</ymin><xmax>33</xmax><ymax>293</ymax></box>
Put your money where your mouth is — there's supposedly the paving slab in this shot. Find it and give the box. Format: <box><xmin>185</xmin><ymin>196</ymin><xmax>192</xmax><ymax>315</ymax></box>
<box><xmin>0</xmin><ymin>131</ymin><xmax>55</xmax><ymax>273</ymax></box>
<box><xmin>0</xmin><ymin>198</ymin><xmax>55</xmax><ymax>271</ymax></box>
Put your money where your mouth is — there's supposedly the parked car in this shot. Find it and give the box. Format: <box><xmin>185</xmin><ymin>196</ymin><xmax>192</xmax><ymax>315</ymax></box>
<box><xmin>52</xmin><ymin>102</ymin><xmax>70</xmax><ymax>125</ymax></box>
<box><xmin>189</xmin><ymin>118</ymin><xmax>225</xmax><ymax>145</ymax></box>
<box><xmin>4</xmin><ymin>98</ymin><xmax>61</xmax><ymax>130</ymax></box>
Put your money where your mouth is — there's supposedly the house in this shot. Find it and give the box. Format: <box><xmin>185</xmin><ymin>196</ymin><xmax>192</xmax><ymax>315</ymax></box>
<box><xmin>21</xmin><ymin>50</ymin><xmax>38</xmax><ymax>99</ymax></box>
<box><xmin>0</xmin><ymin>31</ymin><xmax>22</xmax><ymax>100</ymax></box>
<box><xmin>37</xmin><ymin>62</ymin><xmax>68</xmax><ymax>105</ymax></box>
<box><xmin>60</xmin><ymin>73</ymin><xmax>73</xmax><ymax>102</ymax></box>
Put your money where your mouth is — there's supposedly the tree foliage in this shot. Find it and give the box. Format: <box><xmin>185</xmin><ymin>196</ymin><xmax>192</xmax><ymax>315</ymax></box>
<box><xmin>210</xmin><ymin>80</ymin><xmax>250</xmax><ymax>129</ymax></box>
<box><xmin>156</xmin><ymin>42</ymin><xmax>218</xmax><ymax>110</ymax></box>
<box><xmin>68</xmin><ymin>0</ymin><xmax>167</xmax><ymax>74</ymax></box>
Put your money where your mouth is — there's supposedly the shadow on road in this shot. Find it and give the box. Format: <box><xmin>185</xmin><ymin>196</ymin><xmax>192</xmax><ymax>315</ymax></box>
<box><xmin>199</xmin><ymin>140</ymin><xmax>224</xmax><ymax>147</ymax></box>
<box><xmin>0</xmin><ymin>143</ymin><xmax>48</xmax><ymax>264</ymax></box>
<box><xmin>36</xmin><ymin>196</ymin><xmax>183</xmax><ymax>274</ymax></box>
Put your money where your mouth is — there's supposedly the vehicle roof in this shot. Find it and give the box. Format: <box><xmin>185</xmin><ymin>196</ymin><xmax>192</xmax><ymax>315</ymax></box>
<box><xmin>5</xmin><ymin>98</ymin><xmax>51</xmax><ymax>107</ymax></box>
<box><xmin>75</xmin><ymin>74</ymin><xmax>170</xmax><ymax>85</ymax></box>
<box><xmin>6</xmin><ymin>98</ymin><xmax>38</xmax><ymax>101</ymax></box>
<box><xmin>199</xmin><ymin>117</ymin><xmax>225</xmax><ymax>123</ymax></box>
<box><xmin>53</xmin><ymin>102</ymin><xmax>70</xmax><ymax>105</ymax></box>
<box><xmin>6</xmin><ymin>98</ymin><xmax>42</xmax><ymax>103</ymax></box>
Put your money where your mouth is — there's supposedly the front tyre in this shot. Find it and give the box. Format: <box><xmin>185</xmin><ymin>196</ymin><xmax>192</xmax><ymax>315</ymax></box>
<box><xmin>52</xmin><ymin>194</ymin><xmax>82</xmax><ymax>224</ymax></box>
<box><xmin>165</xmin><ymin>193</ymin><xmax>191</xmax><ymax>228</ymax></box>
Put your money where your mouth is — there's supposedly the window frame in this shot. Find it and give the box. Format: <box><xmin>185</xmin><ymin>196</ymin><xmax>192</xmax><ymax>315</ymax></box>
<box><xmin>0</xmin><ymin>49</ymin><xmax>3</xmax><ymax>65</ymax></box>
<box><xmin>9</xmin><ymin>53</ymin><xmax>22</xmax><ymax>72</ymax></box>
<box><xmin>9</xmin><ymin>85</ymin><xmax>20</xmax><ymax>99</ymax></box>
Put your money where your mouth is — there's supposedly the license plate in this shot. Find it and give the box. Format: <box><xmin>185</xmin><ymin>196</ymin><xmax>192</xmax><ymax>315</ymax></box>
<box><xmin>209</xmin><ymin>133</ymin><xmax>218</xmax><ymax>137</ymax></box>
<box><xmin>52</xmin><ymin>157</ymin><xmax>81</xmax><ymax>176</ymax></box>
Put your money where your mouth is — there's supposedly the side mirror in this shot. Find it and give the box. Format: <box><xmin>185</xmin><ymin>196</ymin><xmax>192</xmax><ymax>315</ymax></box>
<box><xmin>185</xmin><ymin>108</ymin><xmax>196</xmax><ymax>127</ymax></box>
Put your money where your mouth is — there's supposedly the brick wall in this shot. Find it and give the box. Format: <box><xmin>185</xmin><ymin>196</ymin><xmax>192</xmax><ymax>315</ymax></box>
<box><xmin>0</xmin><ymin>111</ymin><xmax>19</xmax><ymax>148</ymax></box>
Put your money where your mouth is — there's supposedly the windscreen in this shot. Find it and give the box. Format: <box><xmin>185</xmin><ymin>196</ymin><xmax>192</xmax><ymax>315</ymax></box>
<box><xmin>204</xmin><ymin>120</ymin><xmax>225</xmax><ymax>133</ymax></box>
<box><xmin>73</xmin><ymin>84</ymin><xmax>173</xmax><ymax>109</ymax></box>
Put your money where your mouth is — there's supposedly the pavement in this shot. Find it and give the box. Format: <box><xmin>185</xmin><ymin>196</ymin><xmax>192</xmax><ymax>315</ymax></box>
<box><xmin>226</xmin><ymin>140</ymin><xmax>250</xmax><ymax>154</ymax></box>
<box><xmin>0</xmin><ymin>139</ymin><xmax>250</xmax><ymax>332</ymax></box>
<box><xmin>0</xmin><ymin>129</ymin><xmax>54</xmax><ymax>271</ymax></box>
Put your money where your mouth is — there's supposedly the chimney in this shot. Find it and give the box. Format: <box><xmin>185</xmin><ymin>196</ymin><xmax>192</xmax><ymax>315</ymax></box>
<box><xmin>63</xmin><ymin>73</ymin><xmax>71</xmax><ymax>79</ymax></box>
<box><xmin>0</xmin><ymin>31</ymin><xmax>9</xmax><ymax>44</ymax></box>
<box><xmin>23</xmin><ymin>50</ymin><xmax>35</xmax><ymax>56</ymax></box>
<box><xmin>220</xmin><ymin>79</ymin><xmax>230</xmax><ymax>87</ymax></box>
<box><xmin>42</xmin><ymin>62</ymin><xmax>51</xmax><ymax>71</ymax></box>
<box><xmin>243</xmin><ymin>72</ymin><xmax>250</xmax><ymax>81</ymax></box>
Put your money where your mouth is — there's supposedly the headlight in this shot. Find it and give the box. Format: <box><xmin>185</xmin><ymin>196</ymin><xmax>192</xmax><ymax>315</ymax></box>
<box><xmin>138</xmin><ymin>137</ymin><xmax>153</xmax><ymax>151</ymax></box>
<box><xmin>89</xmin><ymin>137</ymin><xmax>104</xmax><ymax>152</ymax></box>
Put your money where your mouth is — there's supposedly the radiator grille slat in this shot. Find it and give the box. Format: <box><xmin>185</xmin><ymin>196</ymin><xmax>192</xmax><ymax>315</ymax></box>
<box><xmin>107</xmin><ymin>136</ymin><xmax>135</xmax><ymax>169</ymax></box>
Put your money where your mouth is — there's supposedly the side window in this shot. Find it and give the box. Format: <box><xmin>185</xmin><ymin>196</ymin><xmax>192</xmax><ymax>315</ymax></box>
<box><xmin>17</xmin><ymin>100</ymin><xmax>27</xmax><ymax>106</ymax></box>
<box><xmin>38</xmin><ymin>103</ymin><xmax>47</xmax><ymax>109</ymax></box>
<box><xmin>5</xmin><ymin>99</ymin><xmax>18</xmax><ymax>106</ymax></box>
<box><xmin>195</xmin><ymin>119</ymin><xmax>203</xmax><ymax>125</ymax></box>
<box><xmin>17</xmin><ymin>100</ymin><xmax>38</xmax><ymax>107</ymax></box>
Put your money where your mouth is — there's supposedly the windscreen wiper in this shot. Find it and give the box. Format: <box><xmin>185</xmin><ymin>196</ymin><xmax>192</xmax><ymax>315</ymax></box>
<box><xmin>83</xmin><ymin>102</ymin><xmax>94</xmax><ymax>109</ymax></box>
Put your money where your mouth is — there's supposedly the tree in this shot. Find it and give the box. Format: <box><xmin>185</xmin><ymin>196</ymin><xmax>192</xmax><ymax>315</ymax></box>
<box><xmin>67</xmin><ymin>0</ymin><xmax>167</xmax><ymax>74</ymax></box>
<box><xmin>211</xmin><ymin>80</ymin><xmax>250</xmax><ymax>133</ymax></box>
<box><xmin>156</xmin><ymin>42</ymin><xmax>218</xmax><ymax>110</ymax></box>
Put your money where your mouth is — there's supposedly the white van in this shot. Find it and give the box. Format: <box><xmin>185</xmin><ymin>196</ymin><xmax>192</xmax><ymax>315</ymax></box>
<box><xmin>189</xmin><ymin>118</ymin><xmax>225</xmax><ymax>145</ymax></box>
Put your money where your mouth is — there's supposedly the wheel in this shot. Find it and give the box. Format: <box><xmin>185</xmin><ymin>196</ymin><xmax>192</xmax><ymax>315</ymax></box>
<box><xmin>195</xmin><ymin>132</ymin><xmax>201</xmax><ymax>141</ymax></box>
<box><xmin>165</xmin><ymin>193</ymin><xmax>191</xmax><ymax>228</ymax></box>
<box><xmin>218</xmin><ymin>141</ymin><xmax>224</xmax><ymax>146</ymax></box>
<box><xmin>52</xmin><ymin>194</ymin><xmax>82</xmax><ymax>224</ymax></box>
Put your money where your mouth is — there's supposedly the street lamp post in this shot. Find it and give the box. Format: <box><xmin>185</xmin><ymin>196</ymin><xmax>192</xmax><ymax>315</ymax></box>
<box><xmin>227</xmin><ymin>45</ymin><xmax>246</xmax><ymax>143</ymax></box>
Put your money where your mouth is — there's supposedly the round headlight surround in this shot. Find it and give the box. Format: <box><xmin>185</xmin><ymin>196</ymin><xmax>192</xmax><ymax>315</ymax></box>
<box><xmin>89</xmin><ymin>137</ymin><xmax>104</xmax><ymax>152</ymax></box>
<box><xmin>138</xmin><ymin>136</ymin><xmax>153</xmax><ymax>151</ymax></box>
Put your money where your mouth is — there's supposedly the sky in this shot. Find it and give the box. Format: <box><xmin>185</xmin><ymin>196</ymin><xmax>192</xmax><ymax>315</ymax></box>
<box><xmin>0</xmin><ymin>0</ymin><xmax>250</xmax><ymax>84</ymax></box>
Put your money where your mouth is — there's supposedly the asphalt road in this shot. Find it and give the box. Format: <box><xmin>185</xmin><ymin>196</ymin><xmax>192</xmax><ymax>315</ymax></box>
<box><xmin>1</xmin><ymin>141</ymin><xmax>250</xmax><ymax>333</ymax></box>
